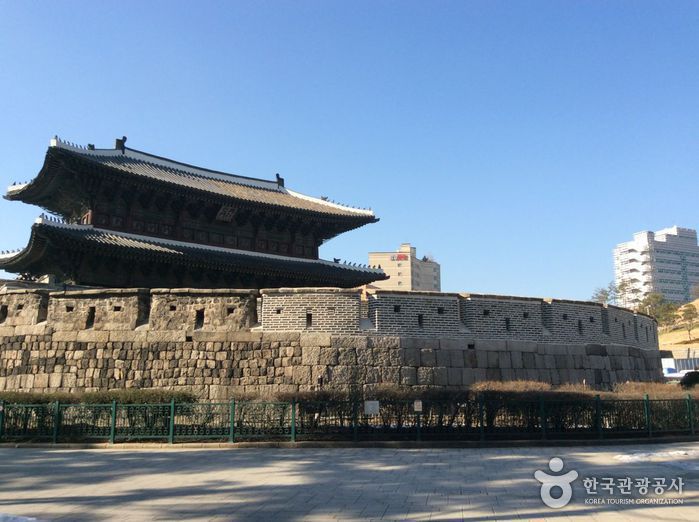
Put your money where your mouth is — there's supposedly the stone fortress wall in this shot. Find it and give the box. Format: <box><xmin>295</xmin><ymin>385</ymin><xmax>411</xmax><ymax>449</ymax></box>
<box><xmin>0</xmin><ymin>287</ymin><xmax>662</xmax><ymax>399</ymax></box>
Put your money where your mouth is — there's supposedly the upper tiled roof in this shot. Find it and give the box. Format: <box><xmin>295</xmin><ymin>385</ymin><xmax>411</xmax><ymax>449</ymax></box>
<box><xmin>6</xmin><ymin>137</ymin><xmax>377</xmax><ymax>220</ymax></box>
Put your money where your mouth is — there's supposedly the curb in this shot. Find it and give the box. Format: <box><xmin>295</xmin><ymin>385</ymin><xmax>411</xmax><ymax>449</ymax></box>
<box><xmin>2</xmin><ymin>435</ymin><xmax>698</xmax><ymax>450</ymax></box>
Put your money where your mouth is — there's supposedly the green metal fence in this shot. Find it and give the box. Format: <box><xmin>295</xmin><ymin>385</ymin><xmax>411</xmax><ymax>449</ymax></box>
<box><xmin>0</xmin><ymin>396</ymin><xmax>696</xmax><ymax>444</ymax></box>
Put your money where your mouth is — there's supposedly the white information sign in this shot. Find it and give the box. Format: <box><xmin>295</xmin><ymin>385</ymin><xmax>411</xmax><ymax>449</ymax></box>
<box><xmin>364</xmin><ymin>400</ymin><xmax>380</xmax><ymax>415</ymax></box>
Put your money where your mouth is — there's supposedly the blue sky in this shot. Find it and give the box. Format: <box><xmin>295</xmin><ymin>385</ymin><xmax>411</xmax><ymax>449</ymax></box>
<box><xmin>0</xmin><ymin>1</ymin><xmax>697</xmax><ymax>299</ymax></box>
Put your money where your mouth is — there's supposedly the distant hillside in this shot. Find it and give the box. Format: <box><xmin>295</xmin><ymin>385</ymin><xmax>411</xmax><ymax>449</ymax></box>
<box><xmin>658</xmin><ymin>298</ymin><xmax>699</xmax><ymax>357</ymax></box>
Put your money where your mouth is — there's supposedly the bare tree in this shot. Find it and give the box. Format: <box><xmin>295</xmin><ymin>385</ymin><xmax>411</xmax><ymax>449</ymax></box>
<box><xmin>680</xmin><ymin>304</ymin><xmax>699</xmax><ymax>341</ymax></box>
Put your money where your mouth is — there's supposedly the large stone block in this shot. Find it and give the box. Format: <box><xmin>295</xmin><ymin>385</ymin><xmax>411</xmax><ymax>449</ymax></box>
<box><xmin>485</xmin><ymin>368</ymin><xmax>501</xmax><ymax>381</ymax></box>
<box><xmin>440</xmin><ymin>338</ymin><xmax>467</xmax><ymax>351</ymax></box>
<box><xmin>14</xmin><ymin>324</ymin><xmax>50</xmax><ymax>336</ymax></box>
<box><xmin>447</xmin><ymin>367</ymin><xmax>462</xmax><ymax>386</ymax></box>
<box><xmin>510</xmin><ymin>351</ymin><xmax>523</xmax><ymax>369</ymax></box>
<box><xmin>301</xmin><ymin>346</ymin><xmax>321</xmax><ymax>365</ymax></box>
<box><xmin>433</xmin><ymin>367</ymin><xmax>449</xmax><ymax>386</ymax></box>
<box><xmin>337</xmin><ymin>347</ymin><xmax>357</xmax><ymax>365</ymax></box>
<box><xmin>402</xmin><ymin>348</ymin><xmax>420</xmax><ymax>367</ymax></box>
<box><xmin>368</xmin><ymin>336</ymin><xmax>400</xmax><ymax>350</ymax></box>
<box><xmin>380</xmin><ymin>366</ymin><xmax>400</xmax><ymax>384</ymax></box>
<box><xmin>356</xmin><ymin>347</ymin><xmax>374</xmax><ymax>366</ymax></box>
<box><xmin>400</xmin><ymin>367</ymin><xmax>417</xmax><ymax>385</ymax></box>
<box><xmin>373</xmin><ymin>348</ymin><xmax>393</xmax><ymax>367</ymax></box>
<box><xmin>464</xmin><ymin>350</ymin><xmax>477</xmax><ymax>368</ymax></box>
<box><xmin>318</xmin><ymin>347</ymin><xmax>339</xmax><ymax>365</ymax></box>
<box><xmin>420</xmin><ymin>349</ymin><xmax>437</xmax><ymax>366</ymax></box>
<box><xmin>52</xmin><ymin>331</ymin><xmax>78</xmax><ymax>342</ymax></box>
<box><xmin>507</xmin><ymin>340</ymin><xmax>538</xmax><ymax>353</ymax></box>
<box><xmin>0</xmin><ymin>326</ymin><xmax>16</xmax><ymax>337</ymax></box>
<box><xmin>227</xmin><ymin>331</ymin><xmax>264</xmax><ymax>343</ymax></box>
<box><xmin>449</xmin><ymin>350</ymin><xmax>464</xmax><ymax>368</ymax></box>
<box><xmin>475</xmin><ymin>340</ymin><xmax>507</xmax><ymax>352</ymax></box>
<box><xmin>436</xmin><ymin>350</ymin><xmax>450</xmax><ymax>367</ymax></box>
<box><xmin>75</xmin><ymin>330</ymin><xmax>110</xmax><ymax>343</ymax></box>
<box><xmin>146</xmin><ymin>331</ymin><xmax>186</xmax><ymax>343</ymax></box>
<box><xmin>498</xmin><ymin>352</ymin><xmax>512</xmax><ymax>369</ymax></box>
<box><xmin>462</xmin><ymin>368</ymin><xmax>475</xmax><ymax>385</ymax></box>
<box><xmin>417</xmin><ymin>367</ymin><xmax>434</xmax><ymax>385</ymax></box>
<box><xmin>292</xmin><ymin>366</ymin><xmax>312</xmax><ymax>385</ymax></box>
<box><xmin>300</xmin><ymin>333</ymin><xmax>331</xmax><ymax>347</ymax></box>
<box><xmin>260</xmin><ymin>332</ymin><xmax>299</xmax><ymax>343</ymax></box>
<box><xmin>331</xmin><ymin>336</ymin><xmax>368</xmax><ymax>349</ymax></box>
<box><xmin>585</xmin><ymin>344</ymin><xmax>607</xmax><ymax>356</ymax></box>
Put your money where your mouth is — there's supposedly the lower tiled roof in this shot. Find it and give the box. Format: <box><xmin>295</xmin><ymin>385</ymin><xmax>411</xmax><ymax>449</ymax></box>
<box><xmin>0</xmin><ymin>218</ymin><xmax>386</xmax><ymax>288</ymax></box>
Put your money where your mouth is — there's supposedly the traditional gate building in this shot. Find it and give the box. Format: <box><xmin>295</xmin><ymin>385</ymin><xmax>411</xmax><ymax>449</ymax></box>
<box><xmin>1</xmin><ymin>137</ymin><xmax>386</xmax><ymax>288</ymax></box>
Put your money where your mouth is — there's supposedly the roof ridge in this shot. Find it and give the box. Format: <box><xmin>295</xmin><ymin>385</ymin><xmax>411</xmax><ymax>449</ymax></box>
<box><xmin>51</xmin><ymin>136</ymin><xmax>283</xmax><ymax>191</ymax></box>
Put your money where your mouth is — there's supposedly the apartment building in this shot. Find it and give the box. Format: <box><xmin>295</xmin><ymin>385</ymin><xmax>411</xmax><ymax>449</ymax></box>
<box><xmin>368</xmin><ymin>243</ymin><xmax>441</xmax><ymax>291</ymax></box>
<box><xmin>614</xmin><ymin>226</ymin><xmax>699</xmax><ymax>306</ymax></box>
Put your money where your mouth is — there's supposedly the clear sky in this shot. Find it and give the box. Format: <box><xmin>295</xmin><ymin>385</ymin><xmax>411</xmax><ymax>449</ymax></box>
<box><xmin>0</xmin><ymin>1</ymin><xmax>697</xmax><ymax>299</ymax></box>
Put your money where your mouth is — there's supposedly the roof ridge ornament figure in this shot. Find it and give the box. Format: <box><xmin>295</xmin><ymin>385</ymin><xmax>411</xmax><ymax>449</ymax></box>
<box><xmin>115</xmin><ymin>136</ymin><xmax>127</xmax><ymax>154</ymax></box>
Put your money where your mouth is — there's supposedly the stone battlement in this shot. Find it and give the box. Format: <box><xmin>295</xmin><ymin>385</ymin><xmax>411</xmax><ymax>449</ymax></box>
<box><xmin>260</xmin><ymin>288</ymin><xmax>658</xmax><ymax>350</ymax></box>
<box><xmin>0</xmin><ymin>286</ymin><xmax>657</xmax><ymax>350</ymax></box>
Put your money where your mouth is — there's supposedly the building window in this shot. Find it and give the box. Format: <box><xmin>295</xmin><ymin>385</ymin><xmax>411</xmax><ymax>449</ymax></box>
<box><xmin>589</xmin><ymin>317</ymin><xmax>595</xmax><ymax>323</ymax></box>
<box><xmin>113</xmin><ymin>306</ymin><xmax>122</xmax><ymax>312</ymax></box>
<box><xmin>505</xmin><ymin>318</ymin><xmax>511</xmax><ymax>331</ymax></box>
<box><xmin>622</xmin><ymin>323</ymin><xmax>626</xmax><ymax>339</ymax></box>
<box><xmin>306</xmin><ymin>313</ymin><xmax>313</xmax><ymax>328</ymax></box>
<box><xmin>577</xmin><ymin>319</ymin><xmax>583</xmax><ymax>335</ymax></box>
<box><xmin>393</xmin><ymin>305</ymin><xmax>401</xmax><ymax>313</ymax></box>
<box><xmin>523</xmin><ymin>312</ymin><xmax>529</xmax><ymax>319</ymax></box>
<box><xmin>483</xmin><ymin>309</ymin><xmax>490</xmax><ymax>317</ymax></box>
<box><xmin>170</xmin><ymin>305</ymin><xmax>177</xmax><ymax>312</ymax></box>
<box><xmin>275</xmin><ymin>307</ymin><xmax>282</xmax><ymax>315</ymax></box>
<box><xmin>417</xmin><ymin>314</ymin><xmax>424</xmax><ymax>328</ymax></box>
<box><xmin>66</xmin><ymin>306</ymin><xmax>74</xmax><ymax>313</ymax></box>
<box><xmin>562</xmin><ymin>314</ymin><xmax>568</xmax><ymax>320</ymax></box>
<box><xmin>437</xmin><ymin>307</ymin><xmax>444</xmax><ymax>315</ymax></box>
<box><xmin>0</xmin><ymin>305</ymin><xmax>7</xmax><ymax>323</ymax></box>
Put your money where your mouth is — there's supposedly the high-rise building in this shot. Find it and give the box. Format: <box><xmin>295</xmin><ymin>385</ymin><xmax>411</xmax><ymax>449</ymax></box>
<box><xmin>613</xmin><ymin>226</ymin><xmax>699</xmax><ymax>306</ymax></box>
<box><xmin>368</xmin><ymin>243</ymin><xmax>440</xmax><ymax>291</ymax></box>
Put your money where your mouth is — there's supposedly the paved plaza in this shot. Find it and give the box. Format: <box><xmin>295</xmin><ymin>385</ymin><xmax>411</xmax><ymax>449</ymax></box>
<box><xmin>0</xmin><ymin>442</ymin><xmax>697</xmax><ymax>521</ymax></box>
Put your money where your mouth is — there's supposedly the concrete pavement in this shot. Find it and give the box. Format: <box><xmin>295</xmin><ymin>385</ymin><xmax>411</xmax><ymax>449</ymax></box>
<box><xmin>0</xmin><ymin>443</ymin><xmax>697</xmax><ymax>521</ymax></box>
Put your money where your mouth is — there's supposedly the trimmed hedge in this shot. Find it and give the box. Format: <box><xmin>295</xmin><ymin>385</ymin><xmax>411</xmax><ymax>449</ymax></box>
<box><xmin>0</xmin><ymin>389</ymin><xmax>197</xmax><ymax>405</ymax></box>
